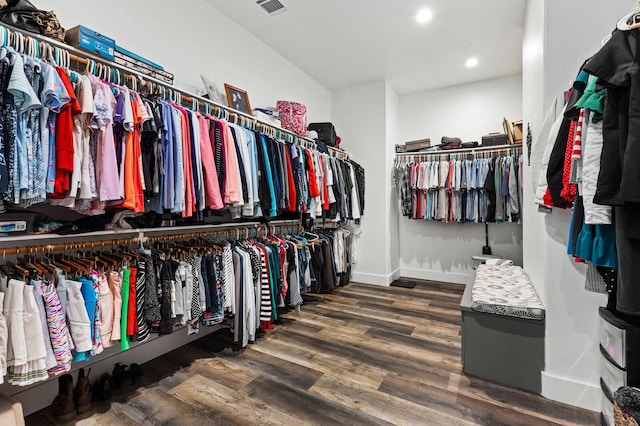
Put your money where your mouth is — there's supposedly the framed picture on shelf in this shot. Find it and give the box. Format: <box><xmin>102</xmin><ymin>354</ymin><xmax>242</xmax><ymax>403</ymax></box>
<box><xmin>200</xmin><ymin>75</ymin><xmax>223</xmax><ymax>104</ymax></box>
<box><xmin>224</xmin><ymin>84</ymin><xmax>252</xmax><ymax>115</ymax></box>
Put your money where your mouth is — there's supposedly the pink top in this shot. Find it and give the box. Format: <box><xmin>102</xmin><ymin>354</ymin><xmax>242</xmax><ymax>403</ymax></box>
<box><xmin>211</xmin><ymin>117</ymin><xmax>241</xmax><ymax>205</ymax></box>
<box><xmin>198</xmin><ymin>115</ymin><xmax>224</xmax><ymax>209</ymax></box>
<box><xmin>176</xmin><ymin>106</ymin><xmax>195</xmax><ymax>217</ymax></box>
<box><xmin>91</xmin><ymin>79</ymin><xmax>120</xmax><ymax>202</ymax></box>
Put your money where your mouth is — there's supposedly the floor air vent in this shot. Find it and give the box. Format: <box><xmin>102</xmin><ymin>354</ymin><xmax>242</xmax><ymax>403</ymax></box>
<box><xmin>257</xmin><ymin>0</ymin><xmax>288</xmax><ymax>16</ymax></box>
<box><xmin>390</xmin><ymin>279</ymin><xmax>416</xmax><ymax>289</ymax></box>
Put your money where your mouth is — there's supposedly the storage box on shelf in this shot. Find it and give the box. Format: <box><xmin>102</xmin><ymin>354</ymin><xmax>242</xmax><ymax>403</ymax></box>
<box><xmin>405</xmin><ymin>138</ymin><xmax>431</xmax><ymax>152</ymax></box>
<box><xmin>512</xmin><ymin>120</ymin><xmax>523</xmax><ymax>143</ymax></box>
<box><xmin>481</xmin><ymin>133</ymin><xmax>509</xmax><ymax>147</ymax></box>
<box><xmin>65</xmin><ymin>26</ymin><xmax>115</xmax><ymax>61</ymax></box>
<box><xmin>114</xmin><ymin>45</ymin><xmax>174</xmax><ymax>84</ymax></box>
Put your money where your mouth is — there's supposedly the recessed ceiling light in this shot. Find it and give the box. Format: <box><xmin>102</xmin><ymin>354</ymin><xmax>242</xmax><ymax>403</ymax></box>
<box><xmin>465</xmin><ymin>58</ymin><xmax>479</xmax><ymax>68</ymax></box>
<box><xmin>416</xmin><ymin>9</ymin><xmax>433</xmax><ymax>24</ymax></box>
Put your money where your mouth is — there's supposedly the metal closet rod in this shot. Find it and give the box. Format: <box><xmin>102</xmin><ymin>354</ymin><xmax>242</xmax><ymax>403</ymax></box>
<box><xmin>0</xmin><ymin>23</ymin><xmax>350</xmax><ymax>160</ymax></box>
<box><xmin>395</xmin><ymin>144</ymin><xmax>523</xmax><ymax>158</ymax></box>
<box><xmin>1</xmin><ymin>220</ymin><xmax>302</xmax><ymax>256</ymax></box>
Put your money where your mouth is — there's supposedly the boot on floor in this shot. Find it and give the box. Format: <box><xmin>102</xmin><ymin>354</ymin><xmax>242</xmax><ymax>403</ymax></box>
<box><xmin>51</xmin><ymin>374</ymin><xmax>75</xmax><ymax>423</ymax></box>
<box><xmin>75</xmin><ymin>368</ymin><xmax>92</xmax><ymax>415</ymax></box>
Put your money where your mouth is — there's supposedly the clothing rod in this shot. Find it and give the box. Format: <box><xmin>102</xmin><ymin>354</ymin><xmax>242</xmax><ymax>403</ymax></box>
<box><xmin>395</xmin><ymin>144</ymin><xmax>522</xmax><ymax>157</ymax></box>
<box><xmin>0</xmin><ymin>22</ymin><xmax>350</xmax><ymax>160</ymax></box>
<box><xmin>0</xmin><ymin>237</ymin><xmax>141</xmax><ymax>257</ymax></box>
<box><xmin>0</xmin><ymin>220</ymin><xmax>302</xmax><ymax>255</ymax></box>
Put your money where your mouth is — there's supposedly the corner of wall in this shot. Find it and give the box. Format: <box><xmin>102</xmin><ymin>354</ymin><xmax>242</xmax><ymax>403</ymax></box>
<box><xmin>541</xmin><ymin>372</ymin><xmax>601</xmax><ymax>412</ymax></box>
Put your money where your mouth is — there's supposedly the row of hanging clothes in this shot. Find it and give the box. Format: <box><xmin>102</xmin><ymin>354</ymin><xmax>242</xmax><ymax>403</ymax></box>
<box><xmin>393</xmin><ymin>148</ymin><xmax>523</xmax><ymax>224</ymax></box>
<box><xmin>532</xmin><ymin>10</ymin><xmax>640</xmax><ymax>315</ymax></box>
<box><xmin>0</xmin><ymin>39</ymin><xmax>365</xmax><ymax>222</ymax></box>
<box><xmin>0</xmin><ymin>224</ymin><xmax>353</xmax><ymax>387</ymax></box>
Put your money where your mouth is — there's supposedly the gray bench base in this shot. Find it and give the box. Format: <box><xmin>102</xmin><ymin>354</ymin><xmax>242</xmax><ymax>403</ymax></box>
<box><xmin>460</xmin><ymin>275</ymin><xmax>545</xmax><ymax>394</ymax></box>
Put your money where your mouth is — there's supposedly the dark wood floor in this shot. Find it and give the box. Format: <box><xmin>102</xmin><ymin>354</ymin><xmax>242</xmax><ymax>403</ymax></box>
<box><xmin>27</xmin><ymin>280</ymin><xmax>600</xmax><ymax>425</ymax></box>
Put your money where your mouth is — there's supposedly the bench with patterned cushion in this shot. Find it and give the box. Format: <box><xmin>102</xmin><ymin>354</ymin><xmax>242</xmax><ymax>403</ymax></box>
<box><xmin>472</xmin><ymin>264</ymin><xmax>545</xmax><ymax>320</ymax></box>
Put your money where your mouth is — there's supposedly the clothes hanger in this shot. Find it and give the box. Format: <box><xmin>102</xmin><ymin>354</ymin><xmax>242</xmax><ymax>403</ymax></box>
<box><xmin>17</xmin><ymin>257</ymin><xmax>42</xmax><ymax>277</ymax></box>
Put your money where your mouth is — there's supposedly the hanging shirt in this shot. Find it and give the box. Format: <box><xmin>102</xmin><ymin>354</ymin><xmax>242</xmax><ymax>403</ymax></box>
<box><xmin>39</xmin><ymin>63</ymin><xmax>70</xmax><ymax>196</ymax></box>
<box><xmin>160</xmin><ymin>102</ymin><xmax>175</xmax><ymax>210</ymax></box>
<box><xmin>51</xmin><ymin>66</ymin><xmax>80</xmax><ymax>199</ymax></box>
<box><xmin>211</xmin><ymin>118</ymin><xmax>241</xmax><ymax>205</ymax></box>
<box><xmin>244</xmin><ymin>129</ymin><xmax>262</xmax><ymax>217</ymax></box>
<box><xmin>258</xmin><ymin>134</ymin><xmax>277</xmax><ymax>216</ymax></box>
<box><xmin>171</xmin><ymin>105</ymin><xmax>185</xmax><ymax>213</ymax></box>
<box><xmin>197</xmin><ymin>115</ymin><xmax>223</xmax><ymax>210</ymax></box>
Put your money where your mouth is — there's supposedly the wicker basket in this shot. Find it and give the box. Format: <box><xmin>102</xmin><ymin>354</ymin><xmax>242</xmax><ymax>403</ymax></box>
<box><xmin>615</xmin><ymin>402</ymin><xmax>640</xmax><ymax>426</ymax></box>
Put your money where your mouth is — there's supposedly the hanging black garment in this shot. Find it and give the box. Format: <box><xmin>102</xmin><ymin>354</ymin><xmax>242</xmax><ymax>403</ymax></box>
<box><xmin>144</xmin><ymin>254</ymin><xmax>162</xmax><ymax>325</ymax></box>
<box><xmin>341</xmin><ymin>160</ymin><xmax>354</xmax><ymax>219</ymax></box>
<box><xmin>351</xmin><ymin>160</ymin><xmax>365</xmax><ymax>215</ymax></box>
<box><xmin>615</xmin><ymin>205</ymin><xmax>640</xmax><ymax>316</ymax></box>
<box><xmin>484</xmin><ymin>159</ymin><xmax>496</xmax><ymax>222</ymax></box>
<box><xmin>309</xmin><ymin>244</ymin><xmax>323</xmax><ymax>294</ymax></box>
<box><xmin>320</xmin><ymin>240</ymin><xmax>337</xmax><ymax>294</ymax></box>
<box><xmin>158</xmin><ymin>258</ymin><xmax>177</xmax><ymax>334</ymax></box>
<box><xmin>545</xmin><ymin>117</ymin><xmax>574</xmax><ymax>209</ymax></box>
<box><xmin>254</xmin><ymin>132</ymin><xmax>274</xmax><ymax>217</ymax></box>
<box><xmin>141</xmin><ymin>101</ymin><xmax>160</xmax><ymax>195</ymax></box>
<box><xmin>213</xmin><ymin>121</ymin><xmax>225</xmax><ymax>195</ymax></box>
<box><xmin>582</xmin><ymin>29</ymin><xmax>637</xmax><ymax>206</ymax></box>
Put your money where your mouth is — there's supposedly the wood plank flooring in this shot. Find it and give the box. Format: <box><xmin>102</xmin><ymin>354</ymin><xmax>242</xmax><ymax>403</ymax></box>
<box><xmin>26</xmin><ymin>279</ymin><xmax>600</xmax><ymax>425</ymax></box>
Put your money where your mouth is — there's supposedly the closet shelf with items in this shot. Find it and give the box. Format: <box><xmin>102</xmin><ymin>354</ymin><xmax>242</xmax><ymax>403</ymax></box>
<box><xmin>0</xmin><ymin>21</ymin><xmax>364</xmax><ymax>233</ymax></box>
<box><xmin>0</xmin><ymin>22</ymin><xmax>350</xmax><ymax>161</ymax></box>
<box><xmin>393</xmin><ymin>144</ymin><xmax>523</xmax><ymax>224</ymax></box>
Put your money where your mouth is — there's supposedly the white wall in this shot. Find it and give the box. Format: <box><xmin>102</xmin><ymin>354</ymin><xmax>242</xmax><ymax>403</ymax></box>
<box><xmin>398</xmin><ymin>75</ymin><xmax>524</xmax><ymax>283</ymax></box>
<box><xmin>522</xmin><ymin>0</ymin><xmax>629</xmax><ymax>410</ymax></box>
<box><xmin>386</xmin><ymin>82</ymin><xmax>401</xmax><ymax>276</ymax></box>
<box><xmin>522</xmin><ymin>0</ymin><xmax>546</xmax><ymax>302</ymax></box>
<box><xmin>399</xmin><ymin>74</ymin><xmax>523</xmax><ymax>144</ymax></box>
<box><xmin>40</xmin><ymin>0</ymin><xmax>332</xmax><ymax>121</ymax></box>
<box><xmin>333</xmin><ymin>81</ymin><xmax>397</xmax><ymax>285</ymax></box>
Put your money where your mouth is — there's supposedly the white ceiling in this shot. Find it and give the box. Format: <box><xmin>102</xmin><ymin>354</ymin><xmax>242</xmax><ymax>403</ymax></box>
<box><xmin>206</xmin><ymin>0</ymin><xmax>526</xmax><ymax>95</ymax></box>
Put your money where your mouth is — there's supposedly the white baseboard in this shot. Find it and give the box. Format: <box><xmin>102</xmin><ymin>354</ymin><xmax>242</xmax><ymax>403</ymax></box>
<box><xmin>400</xmin><ymin>267</ymin><xmax>469</xmax><ymax>285</ymax></box>
<box><xmin>351</xmin><ymin>268</ymin><xmax>401</xmax><ymax>286</ymax></box>
<box><xmin>541</xmin><ymin>371</ymin><xmax>601</xmax><ymax>412</ymax></box>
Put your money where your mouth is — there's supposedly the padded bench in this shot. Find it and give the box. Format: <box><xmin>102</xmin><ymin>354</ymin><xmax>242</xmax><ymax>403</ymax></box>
<box><xmin>460</xmin><ymin>265</ymin><xmax>545</xmax><ymax>394</ymax></box>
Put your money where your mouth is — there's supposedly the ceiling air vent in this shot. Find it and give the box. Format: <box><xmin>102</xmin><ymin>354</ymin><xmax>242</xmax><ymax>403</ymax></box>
<box><xmin>257</xmin><ymin>0</ymin><xmax>288</xmax><ymax>16</ymax></box>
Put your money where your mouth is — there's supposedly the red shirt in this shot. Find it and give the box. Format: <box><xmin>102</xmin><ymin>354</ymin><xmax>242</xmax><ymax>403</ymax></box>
<box><xmin>127</xmin><ymin>267</ymin><xmax>138</xmax><ymax>336</ymax></box>
<box><xmin>51</xmin><ymin>67</ymin><xmax>80</xmax><ymax>198</ymax></box>
<box><xmin>284</xmin><ymin>148</ymin><xmax>297</xmax><ymax>212</ymax></box>
<box><xmin>305</xmin><ymin>149</ymin><xmax>320</xmax><ymax>198</ymax></box>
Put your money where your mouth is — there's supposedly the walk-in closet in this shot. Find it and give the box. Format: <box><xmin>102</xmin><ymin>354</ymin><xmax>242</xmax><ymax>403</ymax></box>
<box><xmin>0</xmin><ymin>0</ymin><xmax>635</xmax><ymax>425</ymax></box>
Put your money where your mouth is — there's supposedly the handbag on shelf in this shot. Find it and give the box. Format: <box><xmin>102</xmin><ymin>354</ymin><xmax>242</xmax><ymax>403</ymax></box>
<box><xmin>36</xmin><ymin>10</ymin><xmax>65</xmax><ymax>41</ymax></box>
<box><xmin>0</xmin><ymin>0</ymin><xmax>65</xmax><ymax>41</ymax></box>
<box><xmin>308</xmin><ymin>122</ymin><xmax>337</xmax><ymax>146</ymax></box>
<box><xmin>0</xmin><ymin>0</ymin><xmax>41</xmax><ymax>34</ymax></box>
<box><xmin>276</xmin><ymin>100</ymin><xmax>307</xmax><ymax>136</ymax></box>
